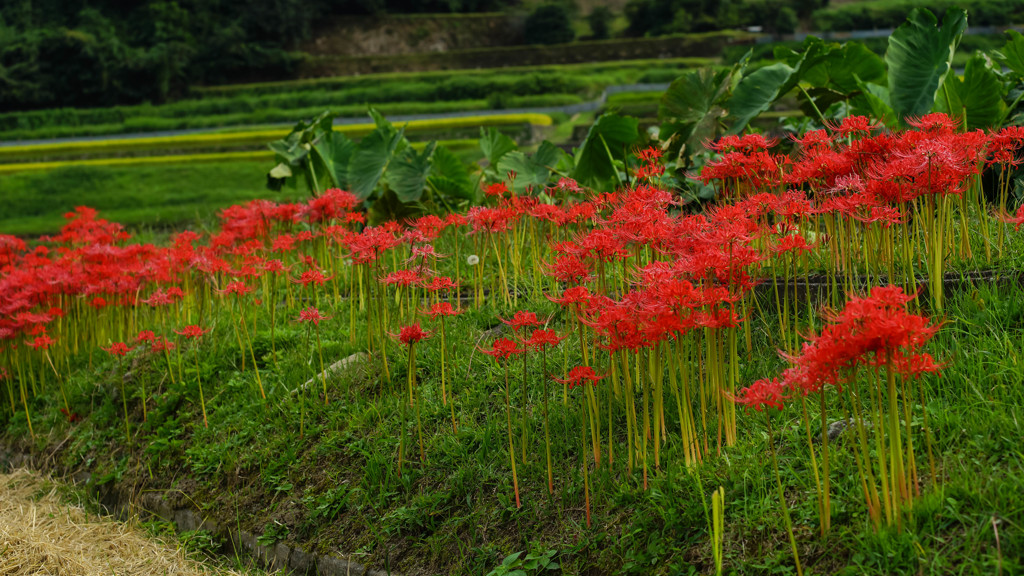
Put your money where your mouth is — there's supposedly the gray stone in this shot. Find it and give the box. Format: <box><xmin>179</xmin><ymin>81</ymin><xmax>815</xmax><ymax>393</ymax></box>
<box><xmin>174</xmin><ymin>508</ymin><xmax>198</xmax><ymax>532</ymax></box>
<box><xmin>290</xmin><ymin>548</ymin><xmax>317</xmax><ymax>575</ymax></box>
<box><xmin>271</xmin><ymin>542</ymin><xmax>292</xmax><ymax>569</ymax></box>
<box><xmin>317</xmin><ymin>554</ymin><xmax>365</xmax><ymax>576</ymax></box>
<box><xmin>298</xmin><ymin>352</ymin><xmax>369</xmax><ymax>392</ymax></box>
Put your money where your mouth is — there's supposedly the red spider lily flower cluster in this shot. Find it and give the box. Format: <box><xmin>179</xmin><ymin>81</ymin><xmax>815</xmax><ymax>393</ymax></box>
<box><xmin>556</xmin><ymin>366</ymin><xmax>604</xmax><ymax>389</ymax></box>
<box><xmin>175</xmin><ymin>325</ymin><xmax>211</xmax><ymax>340</ymax></box>
<box><xmin>522</xmin><ymin>329</ymin><xmax>565</xmax><ymax>351</ymax></box>
<box><xmin>423</xmin><ymin>302</ymin><xmax>463</xmax><ymax>318</ymax></box>
<box><xmin>735</xmin><ymin>286</ymin><xmax>943</xmax><ymax>410</ymax></box>
<box><xmin>499</xmin><ymin>311</ymin><xmax>542</xmax><ymax>332</ymax></box>
<box><xmin>479</xmin><ymin>338</ymin><xmax>522</xmax><ymax>361</ymax></box>
<box><xmin>102</xmin><ymin>342</ymin><xmax>133</xmax><ymax>356</ymax></box>
<box><xmin>396</xmin><ymin>323</ymin><xmax>432</xmax><ymax>345</ymax></box>
<box><xmin>297</xmin><ymin>307</ymin><xmax>331</xmax><ymax>326</ymax></box>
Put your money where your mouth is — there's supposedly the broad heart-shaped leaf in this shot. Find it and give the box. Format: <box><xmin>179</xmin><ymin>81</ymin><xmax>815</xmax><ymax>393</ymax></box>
<box><xmin>389</xmin><ymin>142</ymin><xmax>437</xmax><ymax>203</ymax></box>
<box><xmin>993</xmin><ymin>30</ymin><xmax>1024</xmax><ymax>77</ymax></box>
<box><xmin>886</xmin><ymin>7</ymin><xmax>967</xmax><ymax>123</ymax></box>
<box><xmin>348</xmin><ymin>125</ymin><xmax>407</xmax><ymax>201</ymax></box>
<box><xmin>497</xmin><ymin>141</ymin><xmax>566</xmax><ymax>195</ymax></box>
<box><xmin>657</xmin><ymin>67</ymin><xmax>731</xmax><ymax>153</ymax></box>
<box><xmin>572</xmin><ymin>113</ymin><xmax>639</xmax><ymax>188</ymax></box>
<box><xmin>479</xmin><ymin>127</ymin><xmax>518</xmax><ymax>169</ymax></box>
<box><xmin>368</xmin><ymin>108</ymin><xmax>394</xmax><ymax>132</ymax></box>
<box><xmin>851</xmin><ymin>80</ymin><xmax>898</xmax><ymax>126</ymax></box>
<box><xmin>311</xmin><ymin>131</ymin><xmax>354</xmax><ymax>190</ymax></box>
<box><xmin>802</xmin><ymin>42</ymin><xmax>886</xmax><ymax>94</ymax></box>
<box><xmin>659</xmin><ymin>67</ymin><xmax>732</xmax><ymax>126</ymax></box>
<box><xmin>726</xmin><ymin>62</ymin><xmax>798</xmax><ymax>134</ymax></box>
<box><xmin>428</xmin><ymin>144</ymin><xmax>474</xmax><ymax>202</ymax></box>
<box><xmin>935</xmin><ymin>53</ymin><xmax>1007</xmax><ymax>129</ymax></box>
<box><xmin>726</xmin><ymin>37</ymin><xmax>831</xmax><ymax>133</ymax></box>
<box><xmin>268</xmin><ymin>134</ymin><xmax>309</xmax><ymax>164</ymax></box>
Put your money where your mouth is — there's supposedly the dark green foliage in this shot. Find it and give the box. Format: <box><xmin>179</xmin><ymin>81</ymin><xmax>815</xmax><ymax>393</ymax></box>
<box><xmin>774</xmin><ymin>6</ymin><xmax>799</xmax><ymax>34</ymax></box>
<box><xmin>812</xmin><ymin>0</ymin><xmax>1024</xmax><ymax>32</ymax></box>
<box><xmin>523</xmin><ymin>4</ymin><xmax>576</xmax><ymax>45</ymax></box>
<box><xmin>0</xmin><ymin>0</ymin><xmax>515</xmax><ymax>111</ymax></box>
<box><xmin>623</xmin><ymin>0</ymin><xmax>771</xmax><ymax>36</ymax></box>
<box><xmin>587</xmin><ymin>6</ymin><xmax>613</xmax><ymax>40</ymax></box>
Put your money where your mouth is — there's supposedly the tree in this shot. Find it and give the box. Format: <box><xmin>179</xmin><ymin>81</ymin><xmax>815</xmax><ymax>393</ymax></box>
<box><xmin>523</xmin><ymin>4</ymin><xmax>575</xmax><ymax>45</ymax></box>
<box><xmin>588</xmin><ymin>6</ymin><xmax>612</xmax><ymax>40</ymax></box>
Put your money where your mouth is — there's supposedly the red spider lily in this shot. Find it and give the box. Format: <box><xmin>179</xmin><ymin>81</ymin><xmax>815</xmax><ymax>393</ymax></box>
<box><xmin>423</xmin><ymin>302</ymin><xmax>464</xmax><ymax>318</ymax></box>
<box><xmin>217</xmin><ymin>280</ymin><xmax>254</xmax><ymax>296</ymax></box>
<box><xmin>410</xmin><ymin>215</ymin><xmax>445</xmax><ymax>240</ymax></box>
<box><xmin>297</xmin><ymin>307</ymin><xmax>331</xmax><ymax>326</ymax></box>
<box><xmin>382</xmin><ymin>269</ymin><xmax>422</xmax><ymax>287</ymax></box>
<box><xmin>636</xmin><ymin>146</ymin><xmax>663</xmax><ymax>163</ymax></box>
<box><xmin>825</xmin><ymin>115</ymin><xmax>875</xmax><ymax>137</ymax></box>
<box><xmin>546</xmin><ymin>285</ymin><xmax>593</xmax><ymax>307</ymax></box>
<box><xmin>466</xmin><ymin>206</ymin><xmax>514</xmax><ymax>234</ymax></box>
<box><xmin>555</xmin><ymin>366</ymin><xmax>604</xmax><ymax>389</ymax></box>
<box><xmin>175</xmin><ymin>325</ymin><xmax>211</xmax><ymax>339</ymax></box>
<box><xmin>543</xmin><ymin>254</ymin><xmax>593</xmax><ymax>285</ymax></box>
<box><xmin>262</xmin><ymin>259</ymin><xmax>292</xmax><ymax>275</ymax></box>
<box><xmin>151</xmin><ymin>337</ymin><xmax>176</xmax><ymax>353</ymax></box>
<box><xmin>556</xmin><ymin>177</ymin><xmax>583</xmax><ymax>194</ymax></box>
<box><xmin>522</xmin><ymin>328</ymin><xmax>565</xmax><ymax>351</ymax></box>
<box><xmin>423</xmin><ymin>276</ymin><xmax>459</xmax><ymax>292</ymax></box>
<box><xmin>59</xmin><ymin>408</ymin><xmax>81</xmax><ymax>423</ymax></box>
<box><xmin>291</xmin><ymin>269</ymin><xmax>333</xmax><ymax>286</ymax></box>
<box><xmin>634</xmin><ymin>163</ymin><xmax>665</xmax><ymax>180</ymax></box>
<box><xmin>478</xmin><ymin>338</ymin><xmax>522</xmax><ymax>361</ymax></box>
<box><xmin>102</xmin><ymin>342</ymin><xmax>133</xmax><ymax>356</ymax></box>
<box><xmin>732</xmin><ymin>377</ymin><xmax>788</xmax><ymax>411</ymax></box>
<box><xmin>302</xmin><ymin>188</ymin><xmax>360</xmax><ymax>223</ymax></box>
<box><xmin>27</xmin><ymin>335</ymin><xmax>55</xmax><ymax>350</ymax></box>
<box><xmin>998</xmin><ymin>205</ymin><xmax>1024</xmax><ymax>231</ymax></box>
<box><xmin>408</xmin><ymin>244</ymin><xmax>446</xmax><ymax>262</ymax></box>
<box><xmin>499</xmin><ymin>311</ymin><xmax>542</xmax><ymax>332</ymax></box>
<box><xmin>485</xmin><ymin>182</ymin><xmax>511</xmax><ymax>198</ymax></box>
<box><xmin>395</xmin><ymin>323</ymin><xmax>432</xmax><ymax>346</ymax></box>
<box><xmin>136</xmin><ymin>330</ymin><xmax>156</xmax><ymax>343</ymax></box>
<box><xmin>771</xmin><ymin>234</ymin><xmax>816</xmax><ymax>255</ymax></box>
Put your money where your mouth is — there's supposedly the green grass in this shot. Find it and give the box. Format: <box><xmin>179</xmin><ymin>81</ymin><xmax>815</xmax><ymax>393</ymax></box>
<box><xmin>0</xmin><ymin>114</ymin><xmax>549</xmax><ymax>163</ymax></box>
<box><xmin>0</xmin><ymin>160</ymin><xmax>296</xmax><ymax>236</ymax></box>
<box><xmin>0</xmin><ymin>96</ymin><xmax>582</xmax><ymax>143</ymax></box>
<box><xmin>0</xmin><ymin>59</ymin><xmax>709</xmax><ymax>142</ymax></box>
<box><xmin>194</xmin><ymin>58</ymin><xmax>713</xmax><ymax>98</ymax></box>
<box><xmin>4</xmin><ymin>260</ymin><xmax>1023</xmax><ymax>575</ymax></box>
<box><xmin>810</xmin><ymin>0</ymin><xmax>1024</xmax><ymax>30</ymax></box>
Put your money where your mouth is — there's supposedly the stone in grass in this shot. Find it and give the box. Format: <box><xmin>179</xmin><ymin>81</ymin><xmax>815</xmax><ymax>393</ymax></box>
<box><xmin>294</xmin><ymin>352</ymin><xmax>369</xmax><ymax>395</ymax></box>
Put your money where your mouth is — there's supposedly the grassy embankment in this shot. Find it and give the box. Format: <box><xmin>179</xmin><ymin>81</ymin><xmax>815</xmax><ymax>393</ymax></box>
<box><xmin>2</xmin><ymin>205</ymin><xmax>1022</xmax><ymax>575</ymax></box>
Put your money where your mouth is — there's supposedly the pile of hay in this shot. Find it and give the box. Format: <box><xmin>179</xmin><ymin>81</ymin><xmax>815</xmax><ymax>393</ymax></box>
<box><xmin>0</xmin><ymin>469</ymin><xmax>248</xmax><ymax>576</ymax></box>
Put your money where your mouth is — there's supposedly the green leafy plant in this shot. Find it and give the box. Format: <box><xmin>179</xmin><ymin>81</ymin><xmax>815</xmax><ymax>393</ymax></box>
<box><xmin>268</xmin><ymin>109</ymin><xmax>476</xmax><ymax>216</ymax></box>
<box><xmin>257</xmin><ymin>521</ymin><xmax>289</xmax><ymax>547</ymax></box>
<box><xmin>486</xmin><ymin>548</ymin><xmax>560</xmax><ymax>576</ymax></box>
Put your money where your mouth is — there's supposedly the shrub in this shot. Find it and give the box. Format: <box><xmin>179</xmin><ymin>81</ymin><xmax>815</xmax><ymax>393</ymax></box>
<box><xmin>588</xmin><ymin>6</ymin><xmax>613</xmax><ymax>40</ymax></box>
<box><xmin>523</xmin><ymin>4</ymin><xmax>575</xmax><ymax>45</ymax></box>
<box><xmin>774</xmin><ymin>6</ymin><xmax>800</xmax><ymax>34</ymax></box>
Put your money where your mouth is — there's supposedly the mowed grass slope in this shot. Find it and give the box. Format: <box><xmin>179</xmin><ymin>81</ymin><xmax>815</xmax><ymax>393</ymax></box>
<box><xmin>0</xmin><ymin>161</ymin><xmax>294</xmax><ymax>237</ymax></box>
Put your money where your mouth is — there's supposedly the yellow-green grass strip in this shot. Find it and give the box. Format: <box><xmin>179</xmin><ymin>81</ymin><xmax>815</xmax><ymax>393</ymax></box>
<box><xmin>195</xmin><ymin>58</ymin><xmax>716</xmax><ymax>95</ymax></box>
<box><xmin>0</xmin><ymin>139</ymin><xmax>480</xmax><ymax>175</ymax></box>
<box><xmin>0</xmin><ymin>114</ymin><xmax>551</xmax><ymax>162</ymax></box>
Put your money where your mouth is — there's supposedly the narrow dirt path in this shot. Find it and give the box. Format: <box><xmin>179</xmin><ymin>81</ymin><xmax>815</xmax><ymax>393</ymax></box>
<box><xmin>0</xmin><ymin>469</ymin><xmax>254</xmax><ymax>576</ymax></box>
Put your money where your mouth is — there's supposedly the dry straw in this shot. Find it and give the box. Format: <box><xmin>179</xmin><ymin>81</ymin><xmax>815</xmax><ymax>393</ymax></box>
<box><xmin>0</xmin><ymin>469</ymin><xmax>247</xmax><ymax>576</ymax></box>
